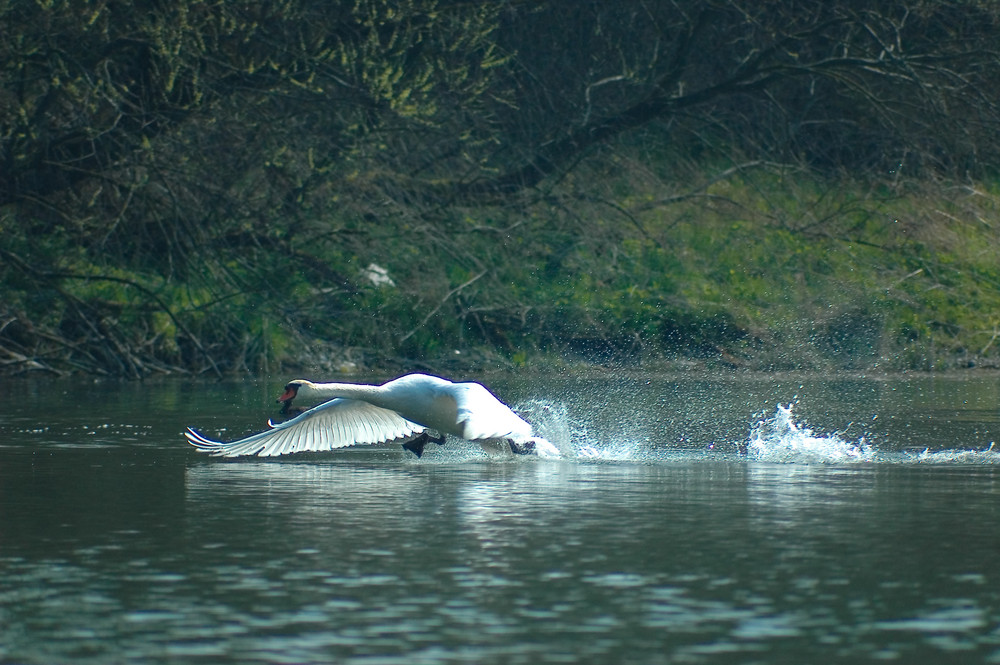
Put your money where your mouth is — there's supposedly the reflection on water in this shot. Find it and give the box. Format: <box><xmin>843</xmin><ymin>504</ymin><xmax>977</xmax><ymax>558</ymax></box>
<box><xmin>1</xmin><ymin>374</ymin><xmax>1000</xmax><ymax>663</ymax></box>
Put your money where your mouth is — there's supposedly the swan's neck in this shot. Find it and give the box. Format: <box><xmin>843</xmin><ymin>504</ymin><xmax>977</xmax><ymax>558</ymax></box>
<box><xmin>306</xmin><ymin>382</ymin><xmax>383</xmax><ymax>403</ymax></box>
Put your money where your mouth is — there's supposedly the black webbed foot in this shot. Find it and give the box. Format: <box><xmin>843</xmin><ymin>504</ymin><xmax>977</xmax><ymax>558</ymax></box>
<box><xmin>401</xmin><ymin>431</ymin><xmax>446</xmax><ymax>458</ymax></box>
<box><xmin>402</xmin><ymin>433</ymin><xmax>429</xmax><ymax>458</ymax></box>
<box><xmin>508</xmin><ymin>439</ymin><xmax>536</xmax><ymax>455</ymax></box>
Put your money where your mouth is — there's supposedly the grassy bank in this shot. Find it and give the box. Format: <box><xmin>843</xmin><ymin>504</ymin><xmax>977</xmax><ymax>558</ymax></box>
<box><xmin>4</xmin><ymin>156</ymin><xmax>999</xmax><ymax>377</ymax></box>
<box><xmin>425</xmin><ymin>161</ymin><xmax>1000</xmax><ymax>374</ymax></box>
<box><xmin>5</xmin><ymin>2</ymin><xmax>1000</xmax><ymax>378</ymax></box>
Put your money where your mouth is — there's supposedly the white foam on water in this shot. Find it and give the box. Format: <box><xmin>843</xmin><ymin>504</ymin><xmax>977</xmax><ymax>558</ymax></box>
<box><xmin>512</xmin><ymin>398</ymin><xmax>1000</xmax><ymax>466</ymax></box>
<box><xmin>746</xmin><ymin>403</ymin><xmax>876</xmax><ymax>464</ymax></box>
<box><xmin>517</xmin><ymin>398</ymin><xmax>877</xmax><ymax>464</ymax></box>
<box><xmin>897</xmin><ymin>441</ymin><xmax>1000</xmax><ymax>465</ymax></box>
<box><xmin>746</xmin><ymin>404</ymin><xmax>1000</xmax><ymax>465</ymax></box>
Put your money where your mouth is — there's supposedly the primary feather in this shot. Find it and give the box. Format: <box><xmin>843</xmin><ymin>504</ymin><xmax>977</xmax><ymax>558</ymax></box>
<box><xmin>186</xmin><ymin>397</ymin><xmax>424</xmax><ymax>457</ymax></box>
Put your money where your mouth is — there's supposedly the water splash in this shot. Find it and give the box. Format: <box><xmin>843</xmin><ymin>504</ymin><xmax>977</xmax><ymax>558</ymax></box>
<box><xmin>747</xmin><ymin>404</ymin><xmax>875</xmax><ymax>464</ymax></box>
<box><xmin>516</xmin><ymin>399</ymin><xmax>662</xmax><ymax>462</ymax></box>
<box><xmin>515</xmin><ymin>399</ymin><xmax>590</xmax><ymax>458</ymax></box>
<box><xmin>515</xmin><ymin>398</ymin><xmax>1000</xmax><ymax>466</ymax></box>
<box><xmin>899</xmin><ymin>442</ymin><xmax>999</xmax><ymax>465</ymax></box>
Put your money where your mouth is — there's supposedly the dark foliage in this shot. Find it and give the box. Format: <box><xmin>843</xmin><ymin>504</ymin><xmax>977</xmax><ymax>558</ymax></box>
<box><xmin>2</xmin><ymin>0</ymin><xmax>999</xmax><ymax>375</ymax></box>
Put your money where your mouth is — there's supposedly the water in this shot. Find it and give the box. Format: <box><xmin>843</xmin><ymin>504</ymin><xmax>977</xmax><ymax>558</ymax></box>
<box><xmin>1</xmin><ymin>373</ymin><xmax>999</xmax><ymax>664</ymax></box>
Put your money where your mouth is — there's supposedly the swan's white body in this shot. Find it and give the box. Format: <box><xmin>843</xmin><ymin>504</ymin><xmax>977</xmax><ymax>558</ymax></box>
<box><xmin>185</xmin><ymin>373</ymin><xmax>559</xmax><ymax>458</ymax></box>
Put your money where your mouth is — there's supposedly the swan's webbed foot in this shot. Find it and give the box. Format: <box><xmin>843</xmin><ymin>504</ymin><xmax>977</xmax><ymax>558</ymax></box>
<box><xmin>401</xmin><ymin>431</ymin><xmax>446</xmax><ymax>458</ymax></box>
<box><xmin>509</xmin><ymin>437</ymin><xmax>561</xmax><ymax>458</ymax></box>
<box><xmin>401</xmin><ymin>437</ymin><xmax>426</xmax><ymax>457</ymax></box>
<box><xmin>508</xmin><ymin>438</ymin><xmax>536</xmax><ymax>455</ymax></box>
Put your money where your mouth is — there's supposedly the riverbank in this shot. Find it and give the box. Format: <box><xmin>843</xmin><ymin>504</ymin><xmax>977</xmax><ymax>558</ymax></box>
<box><xmin>233</xmin><ymin>166</ymin><xmax>1000</xmax><ymax>377</ymax></box>
<box><xmin>3</xmin><ymin>164</ymin><xmax>1000</xmax><ymax>378</ymax></box>
<box><xmin>5</xmin><ymin>3</ymin><xmax>1000</xmax><ymax>379</ymax></box>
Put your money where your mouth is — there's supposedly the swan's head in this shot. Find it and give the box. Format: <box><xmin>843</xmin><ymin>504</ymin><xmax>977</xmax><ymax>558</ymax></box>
<box><xmin>276</xmin><ymin>379</ymin><xmax>314</xmax><ymax>413</ymax></box>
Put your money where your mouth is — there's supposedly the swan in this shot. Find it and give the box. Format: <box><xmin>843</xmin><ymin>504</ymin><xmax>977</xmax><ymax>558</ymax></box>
<box><xmin>184</xmin><ymin>373</ymin><xmax>560</xmax><ymax>458</ymax></box>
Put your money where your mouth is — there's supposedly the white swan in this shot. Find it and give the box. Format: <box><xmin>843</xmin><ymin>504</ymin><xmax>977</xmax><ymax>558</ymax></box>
<box><xmin>185</xmin><ymin>373</ymin><xmax>560</xmax><ymax>458</ymax></box>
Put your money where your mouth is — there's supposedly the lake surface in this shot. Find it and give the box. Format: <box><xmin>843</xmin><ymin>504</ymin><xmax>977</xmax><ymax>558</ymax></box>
<box><xmin>1</xmin><ymin>372</ymin><xmax>999</xmax><ymax>664</ymax></box>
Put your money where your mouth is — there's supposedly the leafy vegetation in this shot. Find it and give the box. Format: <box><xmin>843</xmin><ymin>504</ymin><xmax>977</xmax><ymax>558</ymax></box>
<box><xmin>3</xmin><ymin>1</ymin><xmax>1000</xmax><ymax>376</ymax></box>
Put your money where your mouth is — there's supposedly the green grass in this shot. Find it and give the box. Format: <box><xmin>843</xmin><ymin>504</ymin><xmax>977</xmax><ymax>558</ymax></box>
<box><xmin>4</xmin><ymin>160</ymin><xmax>1000</xmax><ymax>375</ymax></box>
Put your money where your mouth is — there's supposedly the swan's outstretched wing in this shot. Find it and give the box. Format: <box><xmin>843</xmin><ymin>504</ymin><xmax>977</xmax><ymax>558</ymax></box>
<box><xmin>452</xmin><ymin>382</ymin><xmax>534</xmax><ymax>441</ymax></box>
<box><xmin>185</xmin><ymin>398</ymin><xmax>425</xmax><ymax>457</ymax></box>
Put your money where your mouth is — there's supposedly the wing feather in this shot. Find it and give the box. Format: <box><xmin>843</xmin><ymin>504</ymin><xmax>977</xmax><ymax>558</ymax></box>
<box><xmin>185</xmin><ymin>398</ymin><xmax>425</xmax><ymax>457</ymax></box>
